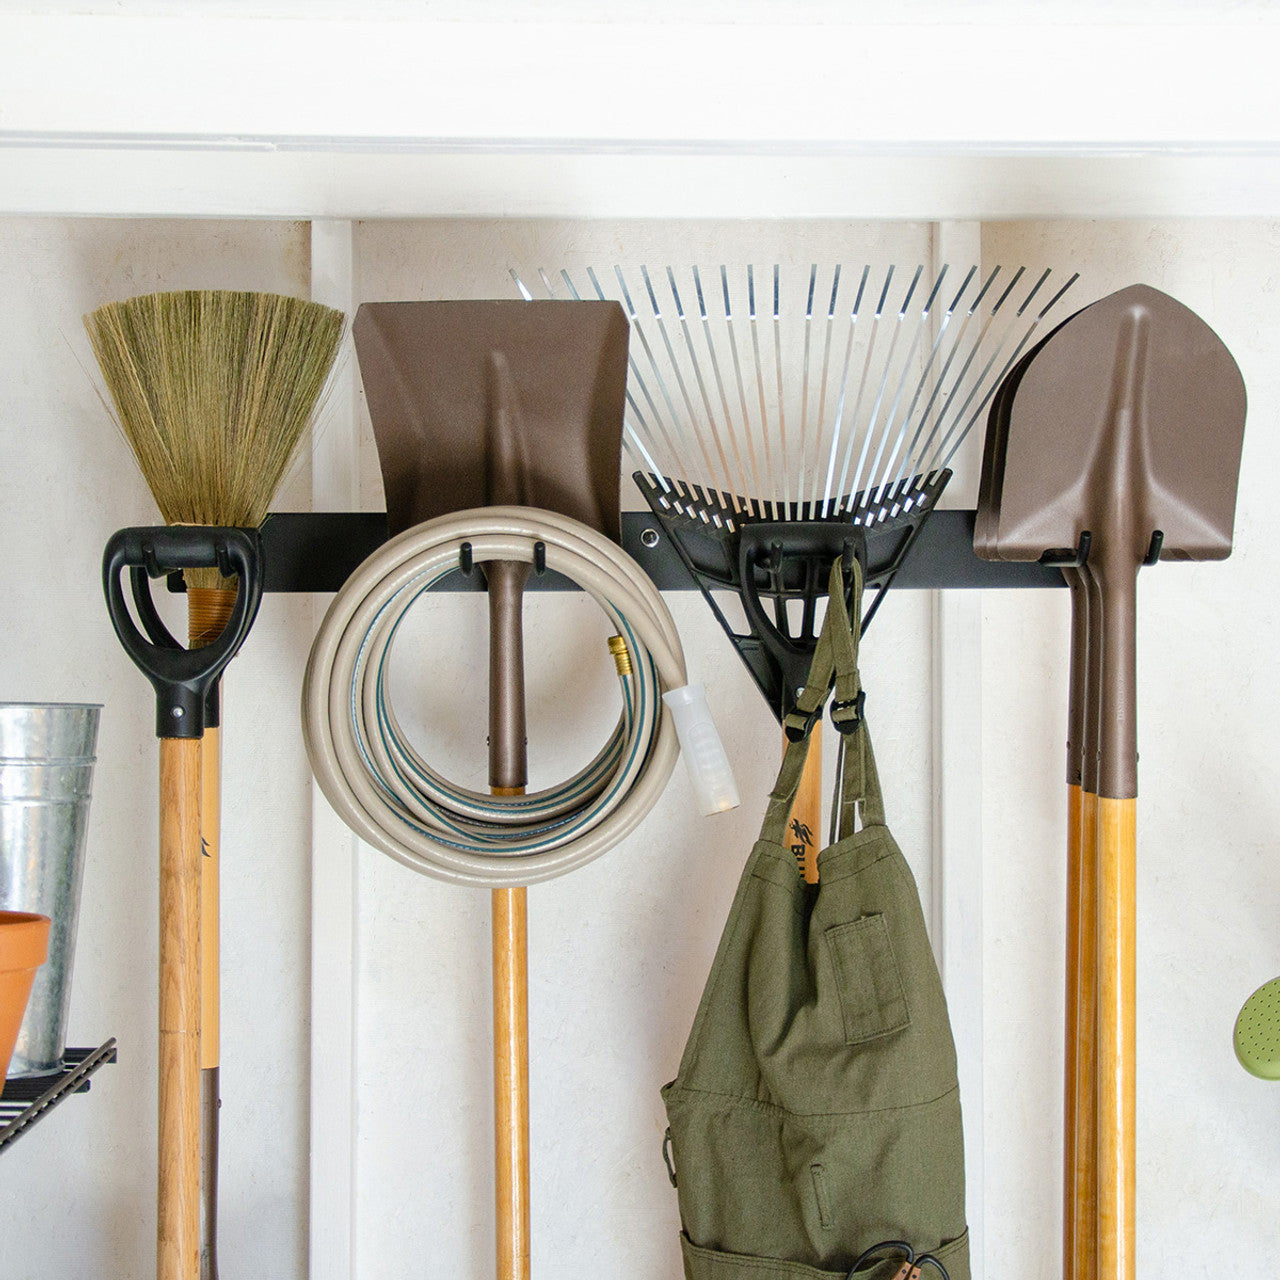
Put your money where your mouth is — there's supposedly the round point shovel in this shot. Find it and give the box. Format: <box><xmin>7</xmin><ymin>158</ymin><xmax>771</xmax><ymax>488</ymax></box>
<box><xmin>978</xmin><ymin>283</ymin><xmax>1246</xmax><ymax>1279</ymax></box>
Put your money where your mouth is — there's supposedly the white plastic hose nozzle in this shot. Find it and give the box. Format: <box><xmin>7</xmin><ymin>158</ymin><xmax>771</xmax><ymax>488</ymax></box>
<box><xmin>662</xmin><ymin>683</ymin><xmax>740</xmax><ymax>816</ymax></box>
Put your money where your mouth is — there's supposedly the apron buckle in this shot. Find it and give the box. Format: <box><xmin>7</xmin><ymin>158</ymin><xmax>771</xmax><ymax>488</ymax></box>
<box><xmin>783</xmin><ymin>702</ymin><xmax>823</xmax><ymax>743</ymax></box>
<box><xmin>830</xmin><ymin>690</ymin><xmax>865</xmax><ymax>734</ymax></box>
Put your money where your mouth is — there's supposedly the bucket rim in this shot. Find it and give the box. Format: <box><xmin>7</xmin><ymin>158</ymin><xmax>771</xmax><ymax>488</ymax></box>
<box><xmin>0</xmin><ymin>702</ymin><xmax>103</xmax><ymax>711</ymax></box>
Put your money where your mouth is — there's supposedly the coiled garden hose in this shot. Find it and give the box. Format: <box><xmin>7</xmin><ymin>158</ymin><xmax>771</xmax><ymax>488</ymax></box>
<box><xmin>302</xmin><ymin>506</ymin><xmax>705</xmax><ymax>887</ymax></box>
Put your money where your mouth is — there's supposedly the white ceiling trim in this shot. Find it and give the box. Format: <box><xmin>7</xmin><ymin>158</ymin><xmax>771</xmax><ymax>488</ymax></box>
<box><xmin>3</xmin><ymin>16</ymin><xmax>1279</xmax><ymax>218</ymax></box>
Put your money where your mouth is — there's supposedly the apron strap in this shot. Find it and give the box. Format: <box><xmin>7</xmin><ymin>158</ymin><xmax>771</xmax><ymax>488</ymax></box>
<box><xmin>762</xmin><ymin>557</ymin><xmax>887</xmax><ymax>852</ymax></box>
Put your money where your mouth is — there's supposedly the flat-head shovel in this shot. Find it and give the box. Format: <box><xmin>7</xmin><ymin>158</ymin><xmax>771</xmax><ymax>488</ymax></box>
<box><xmin>978</xmin><ymin>283</ymin><xmax>1246</xmax><ymax>1280</ymax></box>
<box><xmin>352</xmin><ymin>299</ymin><xmax>629</xmax><ymax>1280</ymax></box>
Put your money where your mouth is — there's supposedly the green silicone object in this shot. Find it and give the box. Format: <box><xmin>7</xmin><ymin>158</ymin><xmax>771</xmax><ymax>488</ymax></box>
<box><xmin>1234</xmin><ymin>977</ymin><xmax>1280</xmax><ymax>1080</ymax></box>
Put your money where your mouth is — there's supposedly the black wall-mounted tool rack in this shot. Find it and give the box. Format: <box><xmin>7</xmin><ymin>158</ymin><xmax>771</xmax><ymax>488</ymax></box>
<box><xmin>218</xmin><ymin>510</ymin><xmax>1065</xmax><ymax>595</ymax></box>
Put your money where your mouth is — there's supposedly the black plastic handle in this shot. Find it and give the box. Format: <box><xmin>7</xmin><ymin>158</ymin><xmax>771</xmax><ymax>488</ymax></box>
<box><xmin>737</xmin><ymin>522</ymin><xmax>867</xmax><ymax>718</ymax></box>
<box><xmin>103</xmin><ymin>526</ymin><xmax>264</xmax><ymax>739</ymax></box>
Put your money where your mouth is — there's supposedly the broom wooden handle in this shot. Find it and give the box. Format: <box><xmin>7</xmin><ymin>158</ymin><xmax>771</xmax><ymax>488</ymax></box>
<box><xmin>158</xmin><ymin>736</ymin><xmax>202</xmax><ymax>1280</ymax></box>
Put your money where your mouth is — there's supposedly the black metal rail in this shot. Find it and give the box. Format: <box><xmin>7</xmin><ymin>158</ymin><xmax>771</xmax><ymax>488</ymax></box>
<box><xmin>244</xmin><ymin>509</ymin><xmax>1063</xmax><ymax>595</ymax></box>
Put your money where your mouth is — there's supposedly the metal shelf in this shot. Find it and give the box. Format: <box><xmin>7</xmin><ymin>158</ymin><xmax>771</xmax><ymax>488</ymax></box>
<box><xmin>0</xmin><ymin>1040</ymin><xmax>117</xmax><ymax>1154</ymax></box>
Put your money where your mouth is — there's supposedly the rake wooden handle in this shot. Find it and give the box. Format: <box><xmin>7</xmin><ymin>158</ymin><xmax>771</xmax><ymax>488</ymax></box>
<box><xmin>792</xmin><ymin>730</ymin><xmax>822</xmax><ymax>884</ymax></box>
<box><xmin>158</xmin><ymin>736</ymin><xmax>202</xmax><ymax>1280</ymax></box>
<box><xmin>189</xmin><ymin>585</ymin><xmax>234</xmax><ymax>1280</ymax></box>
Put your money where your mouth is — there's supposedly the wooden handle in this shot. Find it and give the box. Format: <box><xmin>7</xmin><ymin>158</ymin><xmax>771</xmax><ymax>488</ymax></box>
<box><xmin>1063</xmin><ymin>782</ymin><xmax>1081</xmax><ymax>1280</ymax></box>
<box><xmin>199</xmin><ymin>725</ymin><xmax>220</xmax><ymax>1070</ymax></box>
<box><xmin>198</xmin><ymin>726</ymin><xmax>221</xmax><ymax>1280</ymax></box>
<box><xmin>158</xmin><ymin>737</ymin><xmax>202</xmax><ymax>1280</ymax></box>
<box><xmin>492</xmin><ymin>882</ymin><xmax>531</xmax><ymax>1280</ymax></box>
<box><xmin>789</xmin><ymin>729</ymin><xmax>822</xmax><ymax>884</ymax></box>
<box><xmin>485</xmin><ymin>554</ymin><xmax>532</xmax><ymax>1280</ymax></box>
<box><xmin>1069</xmin><ymin>787</ymin><xmax>1100</xmax><ymax>1280</ymax></box>
<box><xmin>1097</xmin><ymin>796</ymin><xmax>1136</xmax><ymax>1280</ymax></box>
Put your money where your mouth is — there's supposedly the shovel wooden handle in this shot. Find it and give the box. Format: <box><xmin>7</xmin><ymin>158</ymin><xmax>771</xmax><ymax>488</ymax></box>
<box><xmin>486</xmin><ymin>560</ymin><xmax>533</xmax><ymax>1280</ymax></box>
<box><xmin>1097</xmin><ymin>796</ymin><xmax>1136</xmax><ymax>1280</ymax></box>
<box><xmin>1071</xmin><ymin>788</ymin><xmax>1100</xmax><ymax>1280</ymax></box>
<box><xmin>492</xmin><ymin>882</ymin><xmax>530</xmax><ymax>1280</ymax></box>
<box><xmin>158</xmin><ymin>736</ymin><xmax>202</xmax><ymax>1280</ymax></box>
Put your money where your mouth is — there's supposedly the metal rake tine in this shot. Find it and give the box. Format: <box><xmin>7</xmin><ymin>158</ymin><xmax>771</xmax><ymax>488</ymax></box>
<box><xmin>856</xmin><ymin>264</ymin><xmax>949</xmax><ymax>516</ymax></box>
<box><xmin>520</xmin><ymin>265</ymin><xmax>671</xmax><ymax>494</ymax></box>
<box><xmin>797</xmin><ymin>264</ymin><xmax>818</xmax><ymax>513</ymax></box>
<box><xmin>720</xmin><ymin>266</ymin><xmax>766</xmax><ymax>511</ymax></box>
<box><xmin>612</xmin><ymin>265</ymin><xmax>703</xmax><ymax>495</ymax></box>
<box><xmin>746</xmin><ymin>265</ymin><xmax>776</xmax><ymax>507</ymax></box>
<box><xmin>885</xmin><ymin>265</ymin><xmax>981</xmax><ymax>494</ymax></box>
<box><xmin>820</xmin><ymin>264</ymin><xmax>869</xmax><ymax>517</ymax></box>
<box><xmin>562</xmin><ymin>268</ymin><xmax>676</xmax><ymax>494</ymax></box>
<box><xmin>843</xmin><ymin>264</ymin><xmax>922</xmax><ymax>509</ymax></box>
<box><xmin>771</xmin><ymin>265</ymin><xmax>790</xmax><ymax>512</ymax></box>
<box><xmin>934</xmin><ymin>270</ymin><xmax>1081</xmax><ymax>474</ymax></box>
<box><xmin>807</xmin><ymin>264</ymin><xmax>842</xmax><ymax>512</ymax></box>
<box><xmin>903</xmin><ymin>265</ymin><xmax>1018</xmax><ymax>479</ymax></box>
<box><xmin>923</xmin><ymin>267</ymin><xmax>1051</xmax><ymax>474</ymax></box>
<box><xmin>693</xmin><ymin>266</ymin><xmax>756</xmax><ymax>515</ymax></box>
<box><xmin>509</xmin><ymin>268</ymin><xmax>535</xmax><ymax>300</ymax></box>
<box><xmin>832</xmin><ymin>264</ymin><xmax>889</xmax><ymax>512</ymax></box>
<box><xmin>640</xmin><ymin>264</ymin><xmax>731</xmax><ymax>506</ymax></box>
<box><xmin>667</xmin><ymin>266</ymin><xmax>741</xmax><ymax>512</ymax></box>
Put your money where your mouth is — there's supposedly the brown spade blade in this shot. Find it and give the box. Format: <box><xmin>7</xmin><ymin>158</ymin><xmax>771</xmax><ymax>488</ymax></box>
<box><xmin>979</xmin><ymin>282</ymin><xmax>1245</xmax><ymax>795</ymax></box>
<box><xmin>352</xmin><ymin>299</ymin><xmax>629</xmax><ymax>538</ymax></box>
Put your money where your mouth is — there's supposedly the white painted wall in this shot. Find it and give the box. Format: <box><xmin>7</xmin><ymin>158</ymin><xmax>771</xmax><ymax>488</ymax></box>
<box><xmin>2</xmin><ymin>211</ymin><xmax>1278</xmax><ymax>1280</ymax></box>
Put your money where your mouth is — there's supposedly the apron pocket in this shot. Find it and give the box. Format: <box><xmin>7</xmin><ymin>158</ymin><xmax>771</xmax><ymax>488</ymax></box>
<box><xmin>824</xmin><ymin>914</ymin><xmax>910</xmax><ymax>1045</ymax></box>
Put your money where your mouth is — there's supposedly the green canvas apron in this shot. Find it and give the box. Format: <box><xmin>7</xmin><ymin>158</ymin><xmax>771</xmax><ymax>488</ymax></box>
<box><xmin>661</xmin><ymin>559</ymin><xmax>970</xmax><ymax>1280</ymax></box>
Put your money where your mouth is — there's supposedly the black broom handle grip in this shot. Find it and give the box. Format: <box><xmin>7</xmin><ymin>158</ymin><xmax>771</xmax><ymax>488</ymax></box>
<box><xmin>103</xmin><ymin>526</ymin><xmax>263</xmax><ymax>740</ymax></box>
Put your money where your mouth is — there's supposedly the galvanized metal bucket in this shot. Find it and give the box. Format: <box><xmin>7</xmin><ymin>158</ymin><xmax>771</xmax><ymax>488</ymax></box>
<box><xmin>0</xmin><ymin>703</ymin><xmax>100</xmax><ymax>1077</ymax></box>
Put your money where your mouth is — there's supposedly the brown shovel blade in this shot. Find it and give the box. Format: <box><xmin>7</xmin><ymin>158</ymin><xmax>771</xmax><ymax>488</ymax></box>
<box><xmin>984</xmin><ymin>284</ymin><xmax>1246</xmax><ymax>567</ymax></box>
<box><xmin>978</xmin><ymin>282</ymin><xmax>1246</xmax><ymax>799</ymax></box>
<box><xmin>351</xmin><ymin>299</ymin><xmax>630</xmax><ymax>538</ymax></box>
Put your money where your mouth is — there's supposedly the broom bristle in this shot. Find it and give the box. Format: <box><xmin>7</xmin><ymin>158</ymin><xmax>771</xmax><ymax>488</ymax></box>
<box><xmin>85</xmin><ymin>289</ymin><xmax>344</xmax><ymax>588</ymax></box>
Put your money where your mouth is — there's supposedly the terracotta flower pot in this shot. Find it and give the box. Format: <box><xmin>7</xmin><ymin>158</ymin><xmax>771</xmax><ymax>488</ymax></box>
<box><xmin>0</xmin><ymin>911</ymin><xmax>51</xmax><ymax>1081</ymax></box>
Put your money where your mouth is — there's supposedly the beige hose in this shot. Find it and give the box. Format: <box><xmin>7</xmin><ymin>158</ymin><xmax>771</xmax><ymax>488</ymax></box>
<box><xmin>302</xmin><ymin>506</ymin><xmax>687</xmax><ymax>887</ymax></box>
